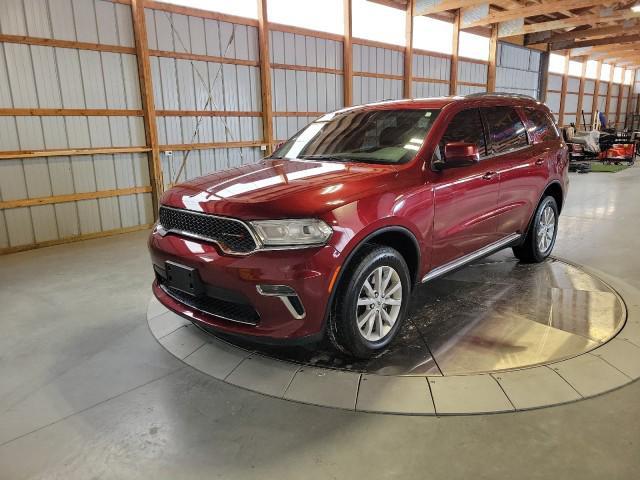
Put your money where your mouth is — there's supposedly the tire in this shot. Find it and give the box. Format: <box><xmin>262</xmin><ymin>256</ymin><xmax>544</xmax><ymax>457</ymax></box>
<box><xmin>328</xmin><ymin>245</ymin><xmax>411</xmax><ymax>359</ymax></box>
<box><xmin>512</xmin><ymin>196</ymin><xmax>559</xmax><ymax>263</ymax></box>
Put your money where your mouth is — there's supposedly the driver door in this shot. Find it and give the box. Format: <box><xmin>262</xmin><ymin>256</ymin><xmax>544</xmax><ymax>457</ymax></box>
<box><xmin>430</xmin><ymin>108</ymin><xmax>503</xmax><ymax>269</ymax></box>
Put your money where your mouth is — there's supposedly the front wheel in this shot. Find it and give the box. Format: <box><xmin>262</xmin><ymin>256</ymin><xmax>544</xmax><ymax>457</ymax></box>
<box><xmin>328</xmin><ymin>245</ymin><xmax>411</xmax><ymax>359</ymax></box>
<box><xmin>513</xmin><ymin>196</ymin><xmax>559</xmax><ymax>263</ymax></box>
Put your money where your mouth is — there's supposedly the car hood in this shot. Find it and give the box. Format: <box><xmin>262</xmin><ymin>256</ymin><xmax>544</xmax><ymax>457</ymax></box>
<box><xmin>161</xmin><ymin>158</ymin><xmax>400</xmax><ymax>219</ymax></box>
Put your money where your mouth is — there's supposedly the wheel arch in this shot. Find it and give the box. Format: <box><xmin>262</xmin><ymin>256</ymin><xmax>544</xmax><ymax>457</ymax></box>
<box><xmin>320</xmin><ymin>225</ymin><xmax>422</xmax><ymax>333</ymax></box>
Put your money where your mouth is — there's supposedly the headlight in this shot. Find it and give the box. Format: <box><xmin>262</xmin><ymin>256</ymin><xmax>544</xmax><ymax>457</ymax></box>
<box><xmin>250</xmin><ymin>219</ymin><xmax>332</xmax><ymax>247</ymax></box>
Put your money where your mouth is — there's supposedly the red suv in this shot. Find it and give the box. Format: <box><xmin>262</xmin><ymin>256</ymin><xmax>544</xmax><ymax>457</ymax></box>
<box><xmin>149</xmin><ymin>94</ymin><xmax>568</xmax><ymax>358</ymax></box>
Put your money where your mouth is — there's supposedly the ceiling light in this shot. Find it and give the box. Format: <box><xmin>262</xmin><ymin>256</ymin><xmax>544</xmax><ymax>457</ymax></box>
<box><xmin>633</xmin><ymin>4</ymin><xmax>640</xmax><ymax>12</ymax></box>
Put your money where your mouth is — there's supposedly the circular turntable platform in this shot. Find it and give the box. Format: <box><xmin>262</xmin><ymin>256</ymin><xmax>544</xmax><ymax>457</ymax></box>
<box><xmin>148</xmin><ymin>254</ymin><xmax>640</xmax><ymax>415</ymax></box>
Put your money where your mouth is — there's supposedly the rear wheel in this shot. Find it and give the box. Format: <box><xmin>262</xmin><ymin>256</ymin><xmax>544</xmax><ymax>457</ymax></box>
<box><xmin>328</xmin><ymin>245</ymin><xmax>411</xmax><ymax>359</ymax></box>
<box><xmin>513</xmin><ymin>196</ymin><xmax>558</xmax><ymax>263</ymax></box>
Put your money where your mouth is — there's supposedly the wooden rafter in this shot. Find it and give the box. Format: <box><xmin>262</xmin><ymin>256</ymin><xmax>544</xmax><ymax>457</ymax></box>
<box><xmin>526</xmin><ymin>24</ymin><xmax>640</xmax><ymax>46</ymax></box>
<box><xmin>553</xmin><ymin>34</ymin><xmax>640</xmax><ymax>51</ymax></box>
<box><xmin>463</xmin><ymin>0</ymin><xmax>604</xmax><ymax>29</ymax></box>
<box><xmin>501</xmin><ymin>10</ymin><xmax>640</xmax><ymax>37</ymax></box>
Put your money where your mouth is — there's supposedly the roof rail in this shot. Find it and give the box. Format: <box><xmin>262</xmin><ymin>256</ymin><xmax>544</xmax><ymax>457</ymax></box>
<box><xmin>464</xmin><ymin>92</ymin><xmax>538</xmax><ymax>102</ymax></box>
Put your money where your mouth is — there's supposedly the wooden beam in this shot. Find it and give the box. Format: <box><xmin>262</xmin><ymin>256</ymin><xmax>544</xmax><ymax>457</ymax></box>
<box><xmin>0</xmin><ymin>186</ymin><xmax>152</xmax><ymax>210</ymax></box>
<box><xmin>604</xmin><ymin>64</ymin><xmax>614</xmax><ymax>121</ymax></box>
<box><xmin>558</xmin><ymin>53</ymin><xmax>570</xmax><ymax>126</ymax></box>
<box><xmin>526</xmin><ymin>24</ymin><xmax>640</xmax><ymax>46</ymax></box>
<box><xmin>257</xmin><ymin>0</ymin><xmax>274</xmax><ymax>155</ymax></box>
<box><xmin>538</xmin><ymin>47</ymin><xmax>549</xmax><ymax>103</ymax></box>
<box><xmin>625</xmin><ymin>69</ymin><xmax>637</xmax><ymax>125</ymax></box>
<box><xmin>273</xmin><ymin>112</ymin><xmax>326</xmax><ymax>117</ymax></box>
<box><xmin>416</xmin><ymin>0</ymin><xmax>487</xmax><ymax>16</ymax></box>
<box><xmin>450</xmin><ymin>10</ymin><xmax>461</xmax><ymax>95</ymax></box>
<box><xmin>413</xmin><ymin>76</ymin><xmax>450</xmax><ymax>84</ymax></box>
<box><xmin>344</xmin><ymin>0</ymin><xmax>353</xmax><ymax>107</ymax></box>
<box><xmin>269</xmin><ymin>22</ymin><xmax>344</xmax><ymax>42</ymax></box>
<box><xmin>576</xmin><ymin>60</ymin><xmax>588</xmax><ymax>129</ymax></box>
<box><xmin>501</xmin><ymin>11</ymin><xmax>640</xmax><ymax>38</ymax></box>
<box><xmin>0</xmin><ymin>33</ymin><xmax>135</xmax><ymax>55</ymax></box>
<box><xmin>553</xmin><ymin>34</ymin><xmax>640</xmax><ymax>51</ymax></box>
<box><xmin>0</xmin><ymin>146</ymin><xmax>150</xmax><ymax>160</ymax></box>
<box><xmin>404</xmin><ymin>0</ymin><xmax>414</xmax><ymax>99</ymax></box>
<box><xmin>487</xmin><ymin>25</ymin><xmax>498</xmax><ymax>93</ymax></box>
<box><xmin>0</xmin><ymin>108</ymin><xmax>143</xmax><ymax>117</ymax></box>
<box><xmin>464</xmin><ymin>0</ymin><xmax>602</xmax><ymax>29</ymax></box>
<box><xmin>159</xmin><ymin>141</ymin><xmax>265</xmax><ymax>151</ymax></box>
<box><xmin>131</xmin><ymin>0</ymin><xmax>163</xmax><ymax>217</ymax></box>
<box><xmin>353</xmin><ymin>37</ymin><xmax>406</xmax><ymax>53</ymax></box>
<box><xmin>0</xmin><ymin>224</ymin><xmax>153</xmax><ymax>256</ymax></box>
<box><xmin>592</xmin><ymin>61</ymin><xmax>602</xmax><ymax>125</ymax></box>
<box><xmin>157</xmin><ymin>110</ymin><xmax>262</xmax><ymax>117</ymax></box>
<box><xmin>354</xmin><ymin>71</ymin><xmax>405</xmax><ymax>81</ymax></box>
<box><xmin>270</xmin><ymin>63</ymin><xmax>343</xmax><ymax>75</ymax></box>
<box><xmin>149</xmin><ymin>49</ymin><xmax>259</xmax><ymax>67</ymax></box>
<box><xmin>615</xmin><ymin>76</ymin><xmax>625</xmax><ymax>127</ymax></box>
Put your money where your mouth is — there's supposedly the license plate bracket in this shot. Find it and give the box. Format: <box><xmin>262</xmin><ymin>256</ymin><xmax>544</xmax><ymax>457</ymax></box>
<box><xmin>165</xmin><ymin>261</ymin><xmax>203</xmax><ymax>297</ymax></box>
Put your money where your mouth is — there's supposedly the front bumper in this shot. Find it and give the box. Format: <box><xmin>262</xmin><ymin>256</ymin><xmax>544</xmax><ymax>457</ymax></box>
<box><xmin>149</xmin><ymin>227</ymin><xmax>341</xmax><ymax>342</ymax></box>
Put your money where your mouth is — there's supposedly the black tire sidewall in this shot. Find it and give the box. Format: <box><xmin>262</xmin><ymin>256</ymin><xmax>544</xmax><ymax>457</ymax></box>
<box><xmin>531</xmin><ymin>196</ymin><xmax>558</xmax><ymax>262</ymax></box>
<box><xmin>336</xmin><ymin>247</ymin><xmax>411</xmax><ymax>357</ymax></box>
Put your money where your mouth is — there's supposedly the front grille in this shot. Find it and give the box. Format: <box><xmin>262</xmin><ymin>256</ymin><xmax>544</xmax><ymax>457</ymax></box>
<box><xmin>161</xmin><ymin>285</ymin><xmax>260</xmax><ymax>325</ymax></box>
<box><xmin>159</xmin><ymin>206</ymin><xmax>257</xmax><ymax>253</ymax></box>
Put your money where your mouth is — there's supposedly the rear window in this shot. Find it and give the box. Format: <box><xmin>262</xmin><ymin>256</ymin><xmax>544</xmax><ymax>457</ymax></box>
<box><xmin>482</xmin><ymin>106</ymin><xmax>528</xmax><ymax>155</ymax></box>
<box><xmin>524</xmin><ymin>108</ymin><xmax>560</xmax><ymax>143</ymax></box>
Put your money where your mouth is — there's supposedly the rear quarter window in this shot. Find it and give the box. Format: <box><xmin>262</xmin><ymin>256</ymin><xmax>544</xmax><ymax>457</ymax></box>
<box><xmin>524</xmin><ymin>108</ymin><xmax>560</xmax><ymax>143</ymax></box>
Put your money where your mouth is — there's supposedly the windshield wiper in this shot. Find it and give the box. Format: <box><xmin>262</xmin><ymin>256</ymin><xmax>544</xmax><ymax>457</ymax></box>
<box><xmin>297</xmin><ymin>154</ymin><xmax>348</xmax><ymax>161</ymax></box>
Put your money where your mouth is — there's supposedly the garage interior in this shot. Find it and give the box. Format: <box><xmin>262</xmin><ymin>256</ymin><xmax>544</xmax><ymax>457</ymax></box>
<box><xmin>1</xmin><ymin>0</ymin><xmax>640</xmax><ymax>478</ymax></box>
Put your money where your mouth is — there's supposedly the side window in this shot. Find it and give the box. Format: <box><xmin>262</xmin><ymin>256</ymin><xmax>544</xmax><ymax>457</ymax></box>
<box><xmin>482</xmin><ymin>107</ymin><xmax>528</xmax><ymax>155</ymax></box>
<box><xmin>524</xmin><ymin>108</ymin><xmax>560</xmax><ymax>143</ymax></box>
<box><xmin>439</xmin><ymin>109</ymin><xmax>487</xmax><ymax>158</ymax></box>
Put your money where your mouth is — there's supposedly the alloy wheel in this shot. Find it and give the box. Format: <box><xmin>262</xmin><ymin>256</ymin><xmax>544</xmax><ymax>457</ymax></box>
<box><xmin>355</xmin><ymin>266</ymin><xmax>403</xmax><ymax>342</ymax></box>
<box><xmin>537</xmin><ymin>204</ymin><xmax>556</xmax><ymax>253</ymax></box>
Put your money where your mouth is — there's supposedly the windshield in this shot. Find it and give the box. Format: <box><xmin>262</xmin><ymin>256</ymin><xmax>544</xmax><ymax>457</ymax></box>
<box><xmin>271</xmin><ymin>108</ymin><xmax>440</xmax><ymax>164</ymax></box>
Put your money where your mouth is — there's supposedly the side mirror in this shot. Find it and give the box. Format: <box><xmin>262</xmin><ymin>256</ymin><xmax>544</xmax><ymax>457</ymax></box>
<box><xmin>441</xmin><ymin>142</ymin><xmax>480</xmax><ymax>169</ymax></box>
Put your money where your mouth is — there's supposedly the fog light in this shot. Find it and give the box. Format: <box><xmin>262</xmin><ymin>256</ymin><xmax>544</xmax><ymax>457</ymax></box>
<box><xmin>256</xmin><ymin>285</ymin><xmax>306</xmax><ymax>320</ymax></box>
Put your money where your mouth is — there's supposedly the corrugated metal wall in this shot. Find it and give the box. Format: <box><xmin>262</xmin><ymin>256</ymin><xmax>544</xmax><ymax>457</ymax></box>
<box><xmin>353</xmin><ymin>43</ymin><xmax>403</xmax><ymax>104</ymax></box>
<box><xmin>496</xmin><ymin>42</ymin><xmax>540</xmax><ymax>99</ymax></box>
<box><xmin>412</xmin><ymin>52</ymin><xmax>449</xmax><ymax>98</ymax></box>
<box><xmin>546</xmin><ymin>73</ymin><xmax>562</xmax><ymax>122</ymax></box>
<box><xmin>0</xmin><ymin>0</ymin><xmax>153</xmax><ymax>250</ymax></box>
<box><xmin>145</xmin><ymin>7</ymin><xmax>263</xmax><ymax>186</ymax></box>
<box><xmin>456</xmin><ymin>60</ymin><xmax>487</xmax><ymax>95</ymax></box>
<box><xmin>270</xmin><ymin>30</ymin><xmax>344</xmax><ymax>140</ymax></box>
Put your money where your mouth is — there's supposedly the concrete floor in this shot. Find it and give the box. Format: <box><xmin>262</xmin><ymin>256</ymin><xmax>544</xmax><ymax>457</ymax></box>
<box><xmin>1</xmin><ymin>167</ymin><xmax>639</xmax><ymax>479</ymax></box>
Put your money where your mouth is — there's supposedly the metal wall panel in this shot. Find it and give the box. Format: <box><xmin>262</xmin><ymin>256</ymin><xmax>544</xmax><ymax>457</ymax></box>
<box><xmin>547</xmin><ymin>74</ymin><xmax>562</xmax><ymax>91</ymax></box>
<box><xmin>567</xmin><ymin>77</ymin><xmax>580</xmax><ymax>93</ymax></box>
<box><xmin>457</xmin><ymin>61</ymin><xmax>487</xmax><ymax>86</ymax></box>
<box><xmin>412</xmin><ymin>53</ymin><xmax>450</xmax><ymax>81</ymax></box>
<box><xmin>1</xmin><ymin>0</ymin><xmax>134</xmax><ymax>45</ymax></box>
<box><xmin>457</xmin><ymin>84</ymin><xmax>486</xmax><ymax>95</ymax></box>
<box><xmin>546</xmin><ymin>92</ymin><xmax>561</xmax><ymax>113</ymax></box>
<box><xmin>564</xmin><ymin>93</ymin><xmax>579</xmax><ymax>113</ymax></box>
<box><xmin>0</xmin><ymin>1</ymin><xmax>152</xmax><ymax>249</ymax></box>
<box><xmin>145</xmin><ymin>7</ymin><xmax>265</xmax><ymax>184</ymax></box>
<box><xmin>412</xmin><ymin>81</ymin><xmax>448</xmax><ymax>98</ymax></box>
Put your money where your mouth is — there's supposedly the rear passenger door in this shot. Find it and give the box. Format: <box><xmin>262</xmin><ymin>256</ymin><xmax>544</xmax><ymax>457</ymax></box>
<box><xmin>480</xmin><ymin>106</ymin><xmax>540</xmax><ymax>236</ymax></box>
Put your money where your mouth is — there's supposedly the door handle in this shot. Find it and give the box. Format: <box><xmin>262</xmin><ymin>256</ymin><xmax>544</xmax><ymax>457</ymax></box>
<box><xmin>482</xmin><ymin>171</ymin><xmax>497</xmax><ymax>180</ymax></box>
<box><xmin>535</xmin><ymin>158</ymin><xmax>545</xmax><ymax>166</ymax></box>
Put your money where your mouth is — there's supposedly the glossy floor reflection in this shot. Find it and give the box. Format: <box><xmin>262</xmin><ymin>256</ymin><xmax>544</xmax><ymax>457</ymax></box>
<box><xmin>216</xmin><ymin>252</ymin><xmax>626</xmax><ymax>376</ymax></box>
